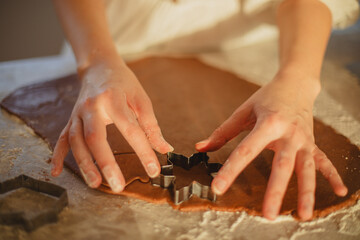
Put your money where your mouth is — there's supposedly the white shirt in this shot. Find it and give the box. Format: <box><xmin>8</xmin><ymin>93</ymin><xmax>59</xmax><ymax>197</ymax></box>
<box><xmin>103</xmin><ymin>0</ymin><xmax>359</xmax><ymax>56</ymax></box>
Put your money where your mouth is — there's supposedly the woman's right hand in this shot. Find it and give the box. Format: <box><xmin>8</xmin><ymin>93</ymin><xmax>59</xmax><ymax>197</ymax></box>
<box><xmin>50</xmin><ymin>55</ymin><xmax>173</xmax><ymax>193</ymax></box>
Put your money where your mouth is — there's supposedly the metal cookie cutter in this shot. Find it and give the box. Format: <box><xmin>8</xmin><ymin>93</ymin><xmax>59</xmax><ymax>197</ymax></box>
<box><xmin>151</xmin><ymin>152</ymin><xmax>222</xmax><ymax>205</ymax></box>
<box><xmin>0</xmin><ymin>175</ymin><xmax>68</xmax><ymax>231</ymax></box>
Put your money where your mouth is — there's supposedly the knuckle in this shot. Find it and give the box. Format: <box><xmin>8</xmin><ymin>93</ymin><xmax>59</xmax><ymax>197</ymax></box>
<box><xmin>235</xmin><ymin>145</ymin><xmax>252</xmax><ymax>158</ymax></box>
<box><xmin>58</xmin><ymin>130</ymin><xmax>68</xmax><ymax>142</ymax></box>
<box><xmin>214</xmin><ymin>136</ymin><xmax>227</xmax><ymax>147</ymax></box>
<box><xmin>135</xmin><ymin>96</ymin><xmax>153</xmax><ymax>113</ymax></box>
<box><xmin>215</xmin><ymin>124</ymin><xmax>224</xmax><ymax>132</ymax></box>
<box><xmin>143</xmin><ymin>122</ymin><xmax>161</xmax><ymax>135</ymax></box>
<box><xmin>314</xmin><ymin>155</ymin><xmax>328</xmax><ymax>168</ymax></box>
<box><xmin>264</xmin><ymin>114</ymin><xmax>282</xmax><ymax>127</ymax></box>
<box><xmin>313</xmin><ymin>149</ymin><xmax>327</xmax><ymax>161</ymax></box>
<box><xmin>322</xmin><ymin>168</ymin><xmax>335</xmax><ymax>180</ymax></box>
<box><xmin>262</xmin><ymin>114</ymin><xmax>284</xmax><ymax>135</ymax></box>
<box><xmin>302</xmin><ymin>159</ymin><xmax>315</xmax><ymax>169</ymax></box>
<box><xmin>274</xmin><ymin>157</ymin><xmax>292</xmax><ymax>170</ymax></box>
<box><xmin>83</xmin><ymin>90</ymin><xmax>112</xmax><ymax>109</ymax></box>
<box><xmin>213</xmin><ymin>126</ymin><xmax>223</xmax><ymax>137</ymax></box>
<box><xmin>84</xmin><ymin>130</ymin><xmax>98</xmax><ymax>145</ymax></box>
<box><xmin>68</xmin><ymin>128</ymin><xmax>77</xmax><ymax>143</ymax></box>
<box><xmin>265</xmin><ymin>113</ymin><xmax>279</xmax><ymax>124</ymax></box>
<box><xmin>99</xmin><ymin>88</ymin><xmax>113</xmax><ymax>101</ymax></box>
<box><xmin>145</xmin><ymin>130</ymin><xmax>162</xmax><ymax>142</ymax></box>
<box><xmin>219</xmin><ymin>162</ymin><xmax>236</xmax><ymax>177</ymax></box>
<box><xmin>212</xmin><ymin>126</ymin><xmax>228</xmax><ymax>145</ymax></box>
<box><xmin>76</xmin><ymin>157</ymin><xmax>90</xmax><ymax>168</ymax></box>
<box><xmin>83</xmin><ymin>97</ymin><xmax>97</xmax><ymax>109</ymax></box>
<box><xmin>123</xmin><ymin>124</ymin><xmax>139</xmax><ymax>139</ymax></box>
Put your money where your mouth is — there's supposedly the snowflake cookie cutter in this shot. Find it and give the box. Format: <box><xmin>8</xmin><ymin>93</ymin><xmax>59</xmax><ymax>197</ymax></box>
<box><xmin>0</xmin><ymin>174</ymin><xmax>68</xmax><ymax>231</ymax></box>
<box><xmin>151</xmin><ymin>152</ymin><xmax>223</xmax><ymax>205</ymax></box>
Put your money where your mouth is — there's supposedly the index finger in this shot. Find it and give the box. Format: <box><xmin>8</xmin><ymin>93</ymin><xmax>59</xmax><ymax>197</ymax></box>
<box><xmin>111</xmin><ymin>107</ymin><xmax>161</xmax><ymax>178</ymax></box>
<box><xmin>195</xmin><ymin>105</ymin><xmax>252</xmax><ymax>152</ymax></box>
<box><xmin>212</xmin><ymin>122</ymin><xmax>277</xmax><ymax>195</ymax></box>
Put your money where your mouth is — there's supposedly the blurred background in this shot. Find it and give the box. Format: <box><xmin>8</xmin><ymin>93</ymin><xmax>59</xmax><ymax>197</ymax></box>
<box><xmin>0</xmin><ymin>0</ymin><xmax>64</xmax><ymax>62</ymax></box>
<box><xmin>0</xmin><ymin>0</ymin><xmax>358</xmax><ymax>80</ymax></box>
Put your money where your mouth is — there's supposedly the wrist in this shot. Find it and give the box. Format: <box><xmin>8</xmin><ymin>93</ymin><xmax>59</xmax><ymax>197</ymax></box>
<box><xmin>77</xmin><ymin>46</ymin><xmax>125</xmax><ymax>78</ymax></box>
<box><xmin>274</xmin><ymin>65</ymin><xmax>321</xmax><ymax>101</ymax></box>
<box><xmin>278</xmin><ymin>59</ymin><xmax>322</xmax><ymax>79</ymax></box>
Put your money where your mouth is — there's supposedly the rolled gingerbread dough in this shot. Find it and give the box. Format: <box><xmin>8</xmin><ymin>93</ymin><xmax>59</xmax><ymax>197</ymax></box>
<box><xmin>1</xmin><ymin>57</ymin><xmax>359</xmax><ymax>218</ymax></box>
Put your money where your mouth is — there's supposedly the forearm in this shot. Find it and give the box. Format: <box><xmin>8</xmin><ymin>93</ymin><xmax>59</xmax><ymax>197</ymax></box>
<box><xmin>276</xmin><ymin>0</ymin><xmax>332</xmax><ymax>84</ymax></box>
<box><xmin>53</xmin><ymin>0</ymin><xmax>121</xmax><ymax>73</ymax></box>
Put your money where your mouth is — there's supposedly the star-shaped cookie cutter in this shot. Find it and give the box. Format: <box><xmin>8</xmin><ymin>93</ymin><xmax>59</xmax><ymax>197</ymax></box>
<box><xmin>151</xmin><ymin>152</ymin><xmax>223</xmax><ymax>205</ymax></box>
<box><xmin>0</xmin><ymin>175</ymin><xmax>68</xmax><ymax>231</ymax></box>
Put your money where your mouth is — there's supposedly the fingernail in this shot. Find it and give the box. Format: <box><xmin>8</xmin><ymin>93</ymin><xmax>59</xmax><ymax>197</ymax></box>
<box><xmin>339</xmin><ymin>186</ymin><xmax>348</xmax><ymax>196</ymax></box>
<box><xmin>213</xmin><ymin>178</ymin><xmax>227</xmax><ymax>195</ymax></box>
<box><xmin>196</xmin><ymin>139</ymin><xmax>209</xmax><ymax>149</ymax></box>
<box><xmin>147</xmin><ymin>163</ymin><xmax>159</xmax><ymax>178</ymax></box>
<box><xmin>80</xmin><ymin>168</ymin><xmax>98</xmax><ymax>188</ymax></box>
<box><xmin>302</xmin><ymin>203</ymin><xmax>313</xmax><ymax>220</ymax></box>
<box><xmin>168</xmin><ymin>144</ymin><xmax>174</xmax><ymax>152</ymax></box>
<box><xmin>103</xmin><ymin>165</ymin><xmax>124</xmax><ymax>193</ymax></box>
<box><xmin>305</xmin><ymin>202</ymin><xmax>312</xmax><ymax>212</ymax></box>
<box><xmin>267</xmin><ymin>207</ymin><xmax>277</xmax><ymax>220</ymax></box>
<box><xmin>109</xmin><ymin>177</ymin><xmax>123</xmax><ymax>193</ymax></box>
<box><xmin>51</xmin><ymin>163</ymin><xmax>57</xmax><ymax>176</ymax></box>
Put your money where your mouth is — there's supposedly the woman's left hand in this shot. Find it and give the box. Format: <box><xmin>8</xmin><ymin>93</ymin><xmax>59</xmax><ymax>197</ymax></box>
<box><xmin>195</xmin><ymin>71</ymin><xmax>348</xmax><ymax>221</ymax></box>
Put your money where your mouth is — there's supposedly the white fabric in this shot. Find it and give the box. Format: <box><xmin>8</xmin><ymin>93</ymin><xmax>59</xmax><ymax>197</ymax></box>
<box><xmin>104</xmin><ymin>0</ymin><xmax>359</xmax><ymax>57</ymax></box>
<box><xmin>321</xmin><ymin>0</ymin><xmax>359</xmax><ymax>29</ymax></box>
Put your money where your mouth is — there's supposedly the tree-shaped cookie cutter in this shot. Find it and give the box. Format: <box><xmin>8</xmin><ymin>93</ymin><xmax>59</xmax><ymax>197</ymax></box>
<box><xmin>0</xmin><ymin>175</ymin><xmax>68</xmax><ymax>231</ymax></box>
<box><xmin>151</xmin><ymin>152</ymin><xmax>222</xmax><ymax>205</ymax></box>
